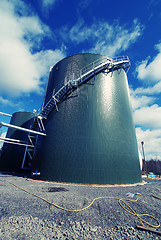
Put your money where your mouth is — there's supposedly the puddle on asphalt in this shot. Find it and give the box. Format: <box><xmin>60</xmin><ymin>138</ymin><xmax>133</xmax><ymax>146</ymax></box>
<box><xmin>43</xmin><ymin>187</ymin><xmax>69</xmax><ymax>192</ymax></box>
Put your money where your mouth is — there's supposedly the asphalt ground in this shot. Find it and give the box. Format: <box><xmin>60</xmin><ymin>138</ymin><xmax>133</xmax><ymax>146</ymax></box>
<box><xmin>0</xmin><ymin>172</ymin><xmax>161</xmax><ymax>239</ymax></box>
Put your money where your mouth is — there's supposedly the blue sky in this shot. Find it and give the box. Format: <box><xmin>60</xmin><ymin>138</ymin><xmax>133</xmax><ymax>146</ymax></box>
<box><xmin>0</xmin><ymin>0</ymin><xmax>161</xmax><ymax>160</ymax></box>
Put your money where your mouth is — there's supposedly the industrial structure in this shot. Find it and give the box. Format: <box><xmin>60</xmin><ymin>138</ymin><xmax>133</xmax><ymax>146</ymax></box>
<box><xmin>0</xmin><ymin>53</ymin><xmax>142</xmax><ymax>184</ymax></box>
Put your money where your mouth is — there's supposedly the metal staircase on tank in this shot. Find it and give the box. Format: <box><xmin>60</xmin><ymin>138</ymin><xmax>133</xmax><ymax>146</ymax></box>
<box><xmin>40</xmin><ymin>56</ymin><xmax>130</xmax><ymax>118</ymax></box>
<box><xmin>22</xmin><ymin>55</ymin><xmax>130</xmax><ymax>170</ymax></box>
<box><xmin>21</xmin><ymin>116</ymin><xmax>46</xmax><ymax>170</ymax></box>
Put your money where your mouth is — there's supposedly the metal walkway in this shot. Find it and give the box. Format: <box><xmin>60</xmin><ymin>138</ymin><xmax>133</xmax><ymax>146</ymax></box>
<box><xmin>40</xmin><ymin>56</ymin><xmax>130</xmax><ymax>118</ymax></box>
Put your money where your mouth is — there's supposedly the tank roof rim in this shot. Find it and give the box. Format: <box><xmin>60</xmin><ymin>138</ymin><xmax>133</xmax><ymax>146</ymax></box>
<box><xmin>12</xmin><ymin>111</ymin><xmax>36</xmax><ymax>115</ymax></box>
<box><xmin>51</xmin><ymin>52</ymin><xmax>109</xmax><ymax>69</ymax></box>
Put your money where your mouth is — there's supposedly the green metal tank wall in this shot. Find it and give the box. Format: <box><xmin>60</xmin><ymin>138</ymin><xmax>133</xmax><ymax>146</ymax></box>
<box><xmin>32</xmin><ymin>53</ymin><xmax>141</xmax><ymax>184</ymax></box>
<box><xmin>0</xmin><ymin>111</ymin><xmax>35</xmax><ymax>173</ymax></box>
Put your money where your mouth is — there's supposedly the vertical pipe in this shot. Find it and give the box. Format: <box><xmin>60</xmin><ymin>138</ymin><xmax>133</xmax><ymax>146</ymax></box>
<box><xmin>141</xmin><ymin>141</ymin><xmax>147</xmax><ymax>173</ymax></box>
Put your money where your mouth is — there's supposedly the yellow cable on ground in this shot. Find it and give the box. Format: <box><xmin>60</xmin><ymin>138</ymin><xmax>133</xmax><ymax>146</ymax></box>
<box><xmin>118</xmin><ymin>198</ymin><xmax>160</xmax><ymax>229</ymax></box>
<box><xmin>6</xmin><ymin>180</ymin><xmax>160</xmax><ymax>229</ymax></box>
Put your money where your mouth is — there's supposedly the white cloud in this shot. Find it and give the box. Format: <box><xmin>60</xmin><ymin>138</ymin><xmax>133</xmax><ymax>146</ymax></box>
<box><xmin>134</xmin><ymin>104</ymin><xmax>161</xmax><ymax>129</ymax></box>
<box><xmin>69</xmin><ymin>19</ymin><xmax>93</xmax><ymax>44</ymax></box>
<box><xmin>136</xmin><ymin>127</ymin><xmax>161</xmax><ymax>160</ymax></box>
<box><xmin>67</xmin><ymin>18</ymin><xmax>144</xmax><ymax>56</ymax></box>
<box><xmin>41</xmin><ymin>0</ymin><xmax>57</xmax><ymax>10</ymax></box>
<box><xmin>133</xmin><ymin>49</ymin><xmax>161</xmax><ymax>94</ymax></box>
<box><xmin>0</xmin><ymin>96</ymin><xmax>18</xmax><ymax>106</ymax></box>
<box><xmin>18</xmin><ymin>16</ymin><xmax>51</xmax><ymax>45</ymax></box>
<box><xmin>136</xmin><ymin>43</ymin><xmax>161</xmax><ymax>82</ymax></box>
<box><xmin>132</xmin><ymin>41</ymin><xmax>161</xmax><ymax>151</ymax></box>
<box><xmin>131</xmin><ymin>45</ymin><xmax>161</xmax><ymax>159</ymax></box>
<box><xmin>0</xmin><ymin>40</ymin><xmax>41</xmax><ymax>96</ymax></box>
<box><xmin>91</xmin><ymin>20</ymin><xmax>143</xmax><ymax>56</ymax></box>
<box><xmin>33</xmin><ymin>49</ymin><xmax>65</xmax><ymax>79</ymax></box>
<box><xmin>132</xmin><ymin>42</ymin><xmax>161</xmax><ymax>163</ymax></box>
<box><xmin>130</xmin><ymin>94</ymin><xmax>155</xmax><ymax>111</ymax></box>
<box><xmin>132</xmin><ymin>81</ymin><xmax>161</xmax><ymax>95</ymax></box>
<box><xmin>0</xmin><ymin>0</ymin><xmax>65</xmax><ymax>97</ymax></box>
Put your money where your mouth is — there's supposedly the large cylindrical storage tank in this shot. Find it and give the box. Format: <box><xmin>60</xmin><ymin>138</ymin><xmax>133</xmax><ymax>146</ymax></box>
<box><xmin>31</xmin><ymin>53</ymin><xmax>141</xmax><ymax>184</ymax></box>
<box><xmin>0</xmin><ymin>111</ymin><xmax>35</xmax><ymax>173</ymax></box>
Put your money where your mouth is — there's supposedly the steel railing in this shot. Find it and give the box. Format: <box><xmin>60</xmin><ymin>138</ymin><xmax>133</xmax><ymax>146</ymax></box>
<box><xmin>40</xmin><ymin>56</ymin><xmax>130</xmax><ymax>118</ymax></box>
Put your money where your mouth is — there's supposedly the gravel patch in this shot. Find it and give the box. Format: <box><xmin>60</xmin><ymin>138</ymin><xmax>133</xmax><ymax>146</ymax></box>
<box><xmin>0</xmin><ymin>173</ymin><xmax>161</xmax><ymax>239</ymax></box>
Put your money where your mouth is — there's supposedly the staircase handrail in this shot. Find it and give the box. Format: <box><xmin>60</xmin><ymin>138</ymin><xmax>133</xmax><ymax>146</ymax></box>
<box><xmin>40</xmin><ymin>56</ymin><xmax>130</xmax><ymax>117</ymax></box>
